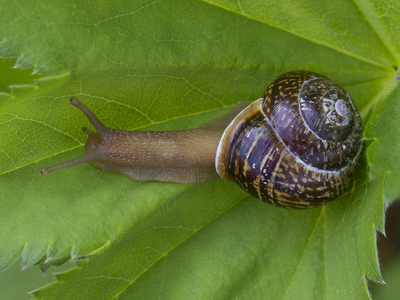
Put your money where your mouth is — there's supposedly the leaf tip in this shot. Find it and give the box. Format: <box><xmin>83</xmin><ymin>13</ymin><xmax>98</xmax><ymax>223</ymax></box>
<box><xmin>28</xmin><ymin>289</ymin><xmax>36</xmax><ymax>295</ymax></box>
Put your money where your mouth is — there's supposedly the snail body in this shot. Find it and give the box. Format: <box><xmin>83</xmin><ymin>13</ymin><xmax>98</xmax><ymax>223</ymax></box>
<box><xmin>41</xmin><ymin>71</ymin><xmax>363</xmax><ymax>209</ymax></box>
<box><xmin>42</xmin><ymin>98</ymin><xmax>225</xmax><ymax>183</ymax></box>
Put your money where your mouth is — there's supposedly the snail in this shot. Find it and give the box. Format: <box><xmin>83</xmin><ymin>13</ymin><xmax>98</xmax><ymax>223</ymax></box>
<box><xmin>41</xmin><ymin>71</ymin><xmax>363</xmax><ymax>209</ymax></box>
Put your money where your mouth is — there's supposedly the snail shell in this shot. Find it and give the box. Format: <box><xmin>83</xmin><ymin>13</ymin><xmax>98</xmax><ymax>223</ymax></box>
<box><xmin>216</xmin><ymin>71</ymin><xmax>363</xmax><ymax>208</ymax></box>
<box><xmin>41</xmin><ymin>71</ymin><xmax>363</xmax><ymax>209</ymax></box>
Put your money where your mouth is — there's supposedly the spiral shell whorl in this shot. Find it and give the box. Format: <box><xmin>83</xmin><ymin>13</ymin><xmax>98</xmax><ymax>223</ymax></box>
<box><xmin>263</xmin><ymin>71</ymin><xmax>362</xmax><ymax>170</ymax></box>
<box><xmin>216</xmin><ymin>71</ymin><xmax>363</xmax><ymax>209</ymax></box>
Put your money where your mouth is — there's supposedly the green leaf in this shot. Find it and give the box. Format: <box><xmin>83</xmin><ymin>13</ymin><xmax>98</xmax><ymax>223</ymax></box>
<box><xmin>0</xmin><ymin>0</ymin><xmax>395</xmax><ymax>298</ymax></box>
<box><xmin>33</xmin><ymin>161</ymin><xmax>385</xmax><ymax>299</ymax></box>
<box><xmin>365</xmin><ymin>83</ymin><xmax>400</xmax><ymax>202</ymax></box>
<box><xmin>0</xmin><ymin>58</ymin><xmax>40</xmax><ymax>91</ymax></box>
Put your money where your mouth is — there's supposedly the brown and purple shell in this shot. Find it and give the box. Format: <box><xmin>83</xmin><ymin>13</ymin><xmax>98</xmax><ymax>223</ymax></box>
<box><xmin>216</xmin><ymin>71</ymin><xmax>363</xmax><ymax>209</ymax></box>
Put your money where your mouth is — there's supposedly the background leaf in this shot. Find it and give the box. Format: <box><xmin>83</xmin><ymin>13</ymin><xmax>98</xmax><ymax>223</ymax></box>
<box><xmin>372</xmin><ymin>256</ymin><xmax>400</xmax><ymax>300</ymax></box>
<box><xmin>0</xmin><ymin>0</ymin><xmax>396</xmax><ymax>299</ymax></box>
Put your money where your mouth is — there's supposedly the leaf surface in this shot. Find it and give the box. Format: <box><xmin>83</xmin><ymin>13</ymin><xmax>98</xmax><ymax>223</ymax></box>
<box><xmin>34</xmin><ymin>161</ymin><xmax>384</xmax><ymax>299</ymax></box>
<box><xmin>0</xmin><ymin>0</ymin><xmax>395</xmax><ymax>298</ymax></box>
<box><xmin>365</xmin><ymin>83</ymin><xmax>400</xmax><ymax>202</ymax></box>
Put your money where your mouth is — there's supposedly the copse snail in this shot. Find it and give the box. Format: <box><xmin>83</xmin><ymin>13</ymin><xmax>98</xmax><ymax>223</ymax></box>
<box><xmin>41</xmin><ymin>71</ymin><xmax>363</xmax><ymax>209</ymax></box>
